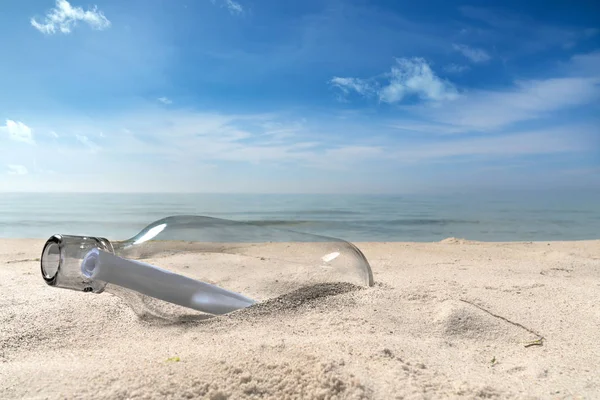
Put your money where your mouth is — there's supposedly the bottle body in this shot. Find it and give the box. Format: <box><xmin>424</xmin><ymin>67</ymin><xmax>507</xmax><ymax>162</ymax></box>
<box><xmin>41</xmin><ymin>215</ymin><xmax>373</xmax><ymax>321</ymax></box>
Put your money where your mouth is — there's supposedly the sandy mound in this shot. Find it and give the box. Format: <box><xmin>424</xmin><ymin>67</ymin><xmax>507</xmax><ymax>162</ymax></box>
<box><xmin>435</xmin><ymin>300</ymin><xmax>541</xmax><ymax>343</ymax></box>
<box><xmin>439</xmin><ymin>237</ymin><xmax>480</xmax><ymax>245</ymax></box>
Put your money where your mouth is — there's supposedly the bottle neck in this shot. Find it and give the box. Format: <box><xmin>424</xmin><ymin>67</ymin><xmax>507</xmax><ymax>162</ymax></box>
<box><xmin>40</xmin><ymin>234</ymin><xmax>114</xmax><ymax>293</ymax></box>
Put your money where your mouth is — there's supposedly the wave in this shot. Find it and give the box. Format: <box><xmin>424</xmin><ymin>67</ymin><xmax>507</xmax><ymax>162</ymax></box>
<box><xmin>241</xmin><ymin>219</ymin><xmax>480</xmax><ymax>227</ymax></box>
<box><xmin>219</xmin><ymin>210</ymin><xmax>362</xmax><ymax>216</ymax></box>
<box><xmin>241</xmin><ymin>220</ymin><xmax>314</xmax><ymax>227</ymax></box>
<box><xmin>382</xmin><ymin>219</ymin><xmax>480</xmax><ymax>226</ymax></box>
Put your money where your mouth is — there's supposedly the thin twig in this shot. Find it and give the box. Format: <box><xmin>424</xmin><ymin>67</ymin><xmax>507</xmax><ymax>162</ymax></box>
<box><xmin>5</xmin><ymin>258</ymin><xmax>39</xmax><ymax>264</ymax></box>
<box><xmin>459</xmin><ymin>299</ymin><xmax>544</xmax><ymax>347</ymax></box>
<box><xmin>524</xmin><ymin>338</ymin><xmax>544</xmax><ymax>348</ymax></box>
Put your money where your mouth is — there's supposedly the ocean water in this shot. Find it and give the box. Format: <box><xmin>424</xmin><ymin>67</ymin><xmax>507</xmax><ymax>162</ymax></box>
<box><xmin>0</xmin><ymin>192</ymin><xmax>598</xmax><ymax>242</ymax></box>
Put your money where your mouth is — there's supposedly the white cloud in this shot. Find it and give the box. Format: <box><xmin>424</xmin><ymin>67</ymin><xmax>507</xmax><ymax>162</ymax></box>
<box><xmin>452</xmin><ymin>44</ymin><xmax>491</xmax><ymax>63</ymax></box>
<box><xmin>444</xmin><ymin>64</ymin><xmax>470</xmax><ymax>74</ymax></box>
<box><xmin>75</xmin><ymin>134</ymin><xmax>100</xmax><ymax>152</ymax></box>
<box><xmin>19</xmin><ymin>111</ymin><xmax>375</xmax><ymax>170</ymax></box>
<box><xmin>458</xmin><ymin>6</ymin><xmax>590</xmax><ymax>54</ymax></box>
<box><xmin>73</xmin><ymin>110</ymin><xmax>592</xmax><ymax>166</ymax></box>
<box><xmin>7</xmin><ymin>165</ymin><xmax>28</xmax><ymax>175</ymax></box>
<box><xmin>1</xmin><ymin>106</ymin><xmax>596</xmax><ymax>192</ymax></box>
<box><xmin>50</xmin><ymin>131</ymin><xmax>59</xmax><ymax>138</ymax></box>
<box><xmin>260</xmin><ymin>120</ymin><xmax>304</xmax><ymax>139</ymax></box>
<box><xmin>389</xmin><ymin>50</ymin><xmax>599</xmax><ymax>133</ymax></box>
<box><xmin>378</xmin><ymin>58</ymin><xmax>458</xmax><ymax>102</ymax></box>
<box><xmin>331</xmin><ymin>58</ymin><xmax>458</xmax><ymax>103</ymax></box>
<box><xmin>329</xmin><ymin>77</ymin><xmax>373</xmax><ymax>96</ymax></box>
<box><xmin>31</xmin><ymin>0</ymin><xmax>110</xmax><ymax>35</ymax></box>
<box><xmin>389</xmin><ymin>121</ymin><xmax>464</xmax><ymax>135</ymax></box>
<box><xmin>224</xmin><ymin>0</ymin><xmax>243</xmax><ymax>14</ymax></box>
<box><xmin>1</xmin><ymin>120</ymin><xmax>35</xmax><ymax>145</ymax></box>
<box><xmin>393</xmin><ymin>127</ymin><xmax>592</xmax><ymax>162</ymax></box>
<box><xmin>157</xmin><ymin>97</ymin><xmax>173</xmax><ymax>105</ymax></box>
<box><xmin>565</xmin><ymin>51</ymin><xmax>600</xmax><ymax>78</ymax></box>
<box><xmin>211</xmin><ymin>0</ymin><xmax>243</xmax><ymax>15</ymax></box>
<box><xmin>420</xmin><ymin>76</ymin><xmax>600</xmax><ymax>131</ymax></box>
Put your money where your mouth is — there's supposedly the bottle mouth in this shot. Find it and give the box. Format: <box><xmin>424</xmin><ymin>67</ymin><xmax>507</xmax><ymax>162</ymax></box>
<box><xmin>40</xmin><ymin>234</ymin><xmax>113</xmax><ymax>292</ymax></box>
<box><xmin>41</xmin><ymin>235</ymin><xmax>62</xmax><ymax>285</ymax></box>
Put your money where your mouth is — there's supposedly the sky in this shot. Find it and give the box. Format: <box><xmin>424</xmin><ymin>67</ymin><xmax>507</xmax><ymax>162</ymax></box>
<box><xmin>0</xmin><ymin>0</ymin><xmax>599</xmax><ymax>193</ymax></box>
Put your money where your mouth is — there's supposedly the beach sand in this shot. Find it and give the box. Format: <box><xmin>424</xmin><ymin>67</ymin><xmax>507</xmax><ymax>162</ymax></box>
<box><xmin>1</xmin><ymin>238</ymin><xmax>599</xmax><ymax>399</ymax></box>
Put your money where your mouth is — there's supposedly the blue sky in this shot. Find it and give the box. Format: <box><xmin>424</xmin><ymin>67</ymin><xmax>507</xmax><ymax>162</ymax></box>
<box><xmin>0</xmin><ymin>0</ymin><xmax>599</xmax><ymax>193</ymax></box>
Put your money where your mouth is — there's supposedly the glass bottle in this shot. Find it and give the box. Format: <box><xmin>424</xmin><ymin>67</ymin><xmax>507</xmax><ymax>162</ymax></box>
<box><xmin>40</xmin><ymin>215</ymin><xmax>373</xmax><ymax>321</ymax></box>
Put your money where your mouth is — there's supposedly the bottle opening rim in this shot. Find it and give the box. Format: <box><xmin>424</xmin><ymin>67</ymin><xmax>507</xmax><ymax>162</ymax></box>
<box><xmin>41</xmin><ymin>234</ymin><xmax>62</xmax><ymax>284</ymax></box>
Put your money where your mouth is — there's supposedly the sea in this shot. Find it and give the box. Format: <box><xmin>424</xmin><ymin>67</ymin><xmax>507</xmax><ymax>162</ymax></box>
<box><xmin>0</xmin><ymin>192</ymin><xmax>598</xmax><ymax>242</ymax></box>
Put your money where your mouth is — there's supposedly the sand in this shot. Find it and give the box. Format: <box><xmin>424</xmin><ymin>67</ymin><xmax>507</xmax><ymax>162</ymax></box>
<box><xmin>1</xmin><ymin>238</ymin><xmax>599</xmax><ymax>399</ymax></box>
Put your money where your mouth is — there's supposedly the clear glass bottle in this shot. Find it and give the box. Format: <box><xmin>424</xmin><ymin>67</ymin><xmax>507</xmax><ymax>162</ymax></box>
<box><xmin>40</xmin><ymin>215</ymin><xmax>373</xmax><ymax>321</ymax></box>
